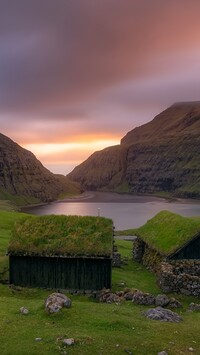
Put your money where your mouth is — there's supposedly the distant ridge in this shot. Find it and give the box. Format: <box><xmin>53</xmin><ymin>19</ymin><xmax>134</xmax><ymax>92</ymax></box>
<box><xmin>0</xmin><ymin>133</ymin><xmax>81</xmax><ymax>204</ymax></box>
<box><xmin>68</xmin><ymin>102</ymin><xmax>200</xmax><ymax>198</ymax></box>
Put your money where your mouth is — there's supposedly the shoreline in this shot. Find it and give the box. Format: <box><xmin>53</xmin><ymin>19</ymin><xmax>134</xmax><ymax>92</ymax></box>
<box><xmin>56</xmin><ymin>191</ymin><xmax>200</xmax><ymax>204</ymax></box>
<box><xmin>21</xmin><ymin>191</ymin><xmax>200</xmax><ymax>212</ymax></box>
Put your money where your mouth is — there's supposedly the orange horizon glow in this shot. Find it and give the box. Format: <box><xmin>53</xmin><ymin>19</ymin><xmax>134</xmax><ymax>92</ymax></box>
<box><xmin>21</xmin><ymin>136</ymin><xmax>120</xmax><ymax>173</ymax></box>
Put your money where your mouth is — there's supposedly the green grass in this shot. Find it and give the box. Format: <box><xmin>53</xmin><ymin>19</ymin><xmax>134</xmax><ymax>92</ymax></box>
<box><xmin>119</xmin><ymin>210</ymin><xmax>200</xmax><ymax>255</ymax></box>
<box><xmin>112</xmin><ymin>240</ymin><xmax>160</xmax><ymax>294</ymax></box>
<box><xmin>8</xmin><ymin>215</ymin><xmax>113</xmax><ymax>257</ymax></box>
<box><xmin>0</xmin><ymin>283</ymin><xmax>200</xmax><ymax>355</ymax></box>
<box><xmin>0</xmin><ymin>211</ymin><xmax>200</xmax><ymax>354</ymax></box>
<box><xmin>0</xmin><ymin>200</ymin><xmax>17</xmax><ymax>211</ymax></box>
<box><xmin>0</xmin><ymin>188</ymin><xmax>41</xmax><ymax>206</ymax></box>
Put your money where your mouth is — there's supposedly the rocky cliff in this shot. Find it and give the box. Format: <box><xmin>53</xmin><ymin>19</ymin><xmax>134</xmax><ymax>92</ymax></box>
<box><xmin>0</xmin><ymin>133</ymin><xmax>81</xmax><ymax>204</ymax></box>
<box><xmin>68</xmin><ymin>145</ymin><xmax>128</xmax><ymax>191</ymax></box>
<box><xmin>68</xmin><ymin>102</ymin><xmax>200</xmax><ymax>198</ymax></box>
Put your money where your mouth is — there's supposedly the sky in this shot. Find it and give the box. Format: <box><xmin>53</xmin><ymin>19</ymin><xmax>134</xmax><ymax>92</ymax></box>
<box><xmin>1</xmin><ymin>0</ymin><xmax>200</xmax><ymax>174</ymax></box>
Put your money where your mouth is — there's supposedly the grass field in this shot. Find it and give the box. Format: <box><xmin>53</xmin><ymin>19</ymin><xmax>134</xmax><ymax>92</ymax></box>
<box><xmin>0</xmin><ymin>210</ymin><xmax>200</xmax><ymax>354</ymax></box>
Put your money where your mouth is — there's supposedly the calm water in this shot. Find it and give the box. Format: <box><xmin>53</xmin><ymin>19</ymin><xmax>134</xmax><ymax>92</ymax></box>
<box><xmin>23</xmin><ymin>193</ymin><xmax>200</xmax><ymax>230</ymax></box>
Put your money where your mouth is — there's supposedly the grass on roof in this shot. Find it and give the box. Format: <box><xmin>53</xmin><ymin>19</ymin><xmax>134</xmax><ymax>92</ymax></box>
<box><xmin>8</xmin><ymin>215</ymin><xmax>113</xmax><ymax>257</ymax></box>
<box><xmin>133</xmin><ymin>210</ymin><xmax>200</xmax><ymax>255</ymax></box>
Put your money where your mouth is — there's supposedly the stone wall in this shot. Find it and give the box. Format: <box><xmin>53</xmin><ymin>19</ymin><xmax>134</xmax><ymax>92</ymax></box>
<box><xmin>132</xmin><ymin>237</ymin><xmax>163</xmax><ymax>272</ymax></box>
<box><xmin>158</xmin><ymin>261</ymin><xmax>200</xmax><ymax>296</ymax></box>
<box><xmin>132</xmin><ymin>238</ymin><xmax>145</xmax><ymax>263</ymax></box>
<box><xmin>112</xmin><ymin>242</ymin><xmax>122</xmax><ymax>267</ymax></box>
<box><xmin>133</xmin><ymin>238</ymin><xmax>200</xmax><ymax>297</ymax></box>
<box><xmin>112</xmin><ymin>252</ymin><xmax>122</xmax><ymax>267</ymax></box>
<box><xmin>142</xmin><ymin>244</ymin><xmax>163</xmax><ymax>272</ymax></box>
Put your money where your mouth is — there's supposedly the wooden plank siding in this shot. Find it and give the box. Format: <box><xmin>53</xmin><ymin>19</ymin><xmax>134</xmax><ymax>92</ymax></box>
<box><xmin>9</xmin><ymin>255</ymin><xmax>112</xmax><ymax>290</ymax></box>
<box><xmin>168</xmin><ymin>233</ymin><xmax>200</xmax><ymax>260</ymax></box>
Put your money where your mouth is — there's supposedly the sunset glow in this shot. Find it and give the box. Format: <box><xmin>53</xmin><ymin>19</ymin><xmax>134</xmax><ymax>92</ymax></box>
<box><xmin>23</xmin><ymin>138</ymin><xmax>120</xmax><ymax>174</ymax></box>
<box><xmin>1</xmin><ymin>1</ymin><xmax>200</xmax><ymax>175</ymax></box>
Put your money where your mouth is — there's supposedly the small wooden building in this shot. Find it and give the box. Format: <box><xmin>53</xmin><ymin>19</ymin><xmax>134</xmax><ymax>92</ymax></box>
<box><xmin>8</xmin><ymin>215</ymin><xmax>113</xmax><ymax>291</ymax></box>
<box><xmin>168</xmin><ymin>232</ymin><xmax>200</xmax><ymax>260</ymax></box>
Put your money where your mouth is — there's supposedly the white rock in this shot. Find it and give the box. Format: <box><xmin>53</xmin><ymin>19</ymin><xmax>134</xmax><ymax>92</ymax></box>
<box><xmin>63</xmin><ymin>338</ymin><xmax>74</xmax><ymax>346</ymax></box>
<box><xmin>45</xmin><ymin>292</ymin><xmax>72</xmax><ymax>313</ymax></box>
<box><xmin>20</xmin><ymin>307</ymin><xmax>29</xmax><ymax>315</ymax></box>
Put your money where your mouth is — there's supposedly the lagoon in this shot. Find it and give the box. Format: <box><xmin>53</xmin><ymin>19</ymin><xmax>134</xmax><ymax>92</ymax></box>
<box><xmin>23</xmin><ymin>192</ymin><xmax>200</xmax><ymax>230</ymax></box>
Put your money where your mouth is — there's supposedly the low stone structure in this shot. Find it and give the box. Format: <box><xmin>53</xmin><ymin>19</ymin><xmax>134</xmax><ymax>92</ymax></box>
<box><xmin>98</xmin><ymin>288</ymin><xmax>182</xmax><ymax>307</ymax></box>
<box><xmin>112</xmin><ymin>252</ymin><xmax>122</xmax><ymax>267</ymax></box>
<box><xmin>132</xmin><ymin>238</ymin><xmax>145</xmax><ymax>263</ymax></box>
<box><xmin>133</xmin><ymin>238</ymin><xmax>163</xmax><ymax>272</ymax></box>
<box><xmin>132</xmin><ymin>212</ymin><xmax>200</xmax><ymax>296</ymax></box>
<box><xmin>158</xmin><ymin>261</ymin><xmax>200</xmax><ymax>296</ymax></box>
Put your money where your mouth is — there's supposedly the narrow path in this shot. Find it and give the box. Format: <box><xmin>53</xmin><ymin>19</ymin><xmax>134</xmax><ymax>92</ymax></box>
<box><xmin>114</xmin><ymin>235</ymin><xmax>137</xmax><ymax>241</ymax></box>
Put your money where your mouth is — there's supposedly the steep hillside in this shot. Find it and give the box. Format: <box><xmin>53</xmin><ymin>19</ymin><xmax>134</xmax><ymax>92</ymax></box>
<box><xmin>68</xmin><ymin>145</ymin><xmax>128</xmax><ymax>191</ymax></box>
<box><xmin>0</xmin><ymin>133</ymin><xmax>81</xmax><ymax>204</ymax></box>
<box><xmin>121</xmin><ymin>102</ymin><xmax>200</xmax><ymax>145</ymax></box>
<box><xmin>68</xmin><ymin>102</ymin><xmax>200</xmax><ymax>198</ymax></box>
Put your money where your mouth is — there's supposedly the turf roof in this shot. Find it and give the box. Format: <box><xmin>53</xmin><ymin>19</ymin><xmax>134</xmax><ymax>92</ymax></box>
<box><xmin>8</xmin><ymin>215</ymin><xmax>113</xmax><ymax>257</ymax></box>
<box><xmin>134</xmin><ymin>210</ymin><xmax>200</xmax><ymax>256</ymax></box>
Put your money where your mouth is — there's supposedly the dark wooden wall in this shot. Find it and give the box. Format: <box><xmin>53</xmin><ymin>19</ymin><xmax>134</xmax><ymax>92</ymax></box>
<box><xmin>169</xmin><ymin>234</ymin><xmax>200</xmax><ymax>260</ymax></box>
<box><xmin>9</xmin><ymin>256</ymin><xmax>112</xmax><ymax>290</ymax></box>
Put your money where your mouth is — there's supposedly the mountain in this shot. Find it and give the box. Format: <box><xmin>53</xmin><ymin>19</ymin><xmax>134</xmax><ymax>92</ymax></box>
<box><xmin>68</xmin><ymin>102</ymin><xmax>200</xmax><ymax>198</ymax></box>
<box><xmin>67</xmin><ymin>145</ymin><xmax>128</xmax><ymax>191</ymax></box>
<box><xmin>0</xmin><ymin>133</ymin><xmax>81</xmax><ymax>204</ymax></box>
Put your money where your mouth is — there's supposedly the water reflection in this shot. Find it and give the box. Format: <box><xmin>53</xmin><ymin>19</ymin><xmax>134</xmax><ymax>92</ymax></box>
<box><xmin>24</xmin><ymin>196</ymin><xmax>200</xmax><ymax>230</ymax></box>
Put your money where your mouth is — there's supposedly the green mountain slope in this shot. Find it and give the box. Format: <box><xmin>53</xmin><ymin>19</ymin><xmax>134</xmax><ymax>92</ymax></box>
<box><xmin>0</xmin><ymin>133</ymin><xmax>81</xmax><ymax>204</ymax></box>
<box><xmin>68</xmin><ymin>145</ymin><xmax>128</xmax><ymax>191</ymax></box>
<box><xmin>68</xmin><ymin>102</ymin><xmax>200</xmax><ymax>198</ymax></box>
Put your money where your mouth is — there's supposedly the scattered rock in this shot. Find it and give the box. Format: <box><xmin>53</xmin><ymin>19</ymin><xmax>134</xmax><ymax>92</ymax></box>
<box><xmin>158</xmin><ymin>351</ymin><xmax>168</xmax><ymax>355</ymax></box>
<box><xmin>155</xmin><ymin>294</ymin><xmax>169</xmax><ymax>307</ymax></box>
<box><xmin>123</xmin><ymin>288</ymin><xmax>136</xmax><ymax>301</ymax></box>
<box><xmin>188</xmin><ymin>347</ymin><xmax>195</xmax><ymax>352</ymax></box>
<box><xmin>45</xmin><ymin>292</ymin><xmax>72</xmax><ymax>313</ymax></box>
<box><xmin>143</xmin><ymin>306</ymin><xmax>182</xmax><ymax>322</ymax></box>
<box><xmin>132</xmin><ymin>291</ymin><xmax>155</xmax><ymax>306</ymax></box>
<box><xmin>188</xmin><ymin>302</ymin><xmax>200</xmax><ymax>311</ymax></box>
<box><xmin>20</xmin><ymin>307</ymin><xmax>29</xmax><ymax>315</ymax></box>
<box><xmin>35</xmin><ymin>338</ymin><xmax>42</xmax><ymax>342</ymax></box>
<box><xmin>98</xmin><ymin>289</ymin><xmax>123</xmax><ymax>304</ymax></box>
<box><xmin>98</xmin><ymin>288</ymin><xmax>184</xmax><ymax>312</ymax></box>
<box><xmin>63</xmin><ymin>338</ymin><xmax>74</xmax><ymax>346</ymax></box>
<box><xmin>168</xmin><ymin>298</ymin><xmax>182</xmax><ymax>308</ymax></box>
<box><xmin>116</xmin><ymin>291</ymin><xmax>124</xmax><ymax>298</ymax></box>
<box><xmin>124</xmin><ymin>292</ymin><xmax>135</xmax><ymax>301</ymax></box>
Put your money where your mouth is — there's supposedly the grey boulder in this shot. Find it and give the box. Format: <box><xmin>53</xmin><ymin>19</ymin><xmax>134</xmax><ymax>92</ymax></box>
<box><xmin>45</xmin><ymin>292</ymin><xmax>71</xmax><ymax>313</ymax></box>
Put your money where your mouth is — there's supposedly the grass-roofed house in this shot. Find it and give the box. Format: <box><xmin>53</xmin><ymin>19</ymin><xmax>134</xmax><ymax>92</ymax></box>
<box><xmin>132</xmin><ymin>211</ymin><xmax>200</xmax><ymax>296</ymax></box>
<box><xmin>8</xmin><ymin>215</ymin><xmax>113</xmax><ymax>291</ymax></box>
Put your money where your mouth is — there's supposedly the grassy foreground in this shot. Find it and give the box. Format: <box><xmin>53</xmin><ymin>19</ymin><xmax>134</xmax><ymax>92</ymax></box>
<box><xmin>0</xmin><ymin>211</ymin><xmax>200</xmax><ymax>354</ymax></box>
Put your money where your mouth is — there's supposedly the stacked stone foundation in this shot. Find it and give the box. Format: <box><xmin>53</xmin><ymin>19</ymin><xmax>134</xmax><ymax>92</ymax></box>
<box><xmin>132</xmin><ymin>238</ymin><xmax>163</xmax><ymax>272</ymax></box>
<box><xmin>158</xmin><ymin>261</ymin><xmax>200</xmax><ymax>296</ymax></box>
